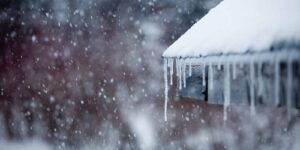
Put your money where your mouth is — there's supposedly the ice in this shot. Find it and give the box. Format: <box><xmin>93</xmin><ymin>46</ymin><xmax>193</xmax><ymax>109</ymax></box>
<box><xmin>257</xmin><ymin>61</ymin><xmax>264</xmax><ymax>97</ymax></box>
<box><xmin>164</xmin><ymin>59</ymin><xmax>169</xmax><ymax>121</ymax></box>
<box><xmin>169</xmin><ymin>58</ymin><xmax>174</xmax><ymax>85</ymax></box>
<box><xmin>223</xmin><ymin>62</ymin><xmax>231</xmax><ymax>121</ymax></box>
<box><xmin>232</xmin><ymin>61</ymin><xmax>237</xmax><ymax>80</ymax></box>
<box><xmin>249</xmin><ymin>61</ymin><xmax>256</xmax><ymax>115</ymax></box>
<box><xmin>226</xmin><ymin>62</ymin><xmax>231</xmax><ymax>117</ymax></box>
<box><xmin>175</xmin><ymin>59</ymin><xmax>179</xmax><ymax>87</ymax></box>
<box><xmin>176</xmin><ymin>58</ymin><xmax>180</xmax><ymax>79</ymax></box>
<box><xmin>218</xmin><ymin>61</ymin><xmax>222</xmax><ymax>70</ymax></box>
<box><xmin>163</xmin><ymin>50</ymin><xmax>300</xmax><ymax>122</ymax></box>
<box><xmin>189</xmin><ymin>59</ymin><xmax>192</xmax><ymax>77</ymax></box>
<box><xmin>275</xmin><ymin>58</ymin><xmax>280</xmax><ymax>106</ymax></box>
<box><xmin>239</xmin><ymin>61</ymin><xmax>244</xmax><ymax>69</ymax></box>
<box><xmin>209</xmin><ymin>62</ymin><xmax>214</xmax><ymax>90</ymax></box>
<box><xmin>175</xmin><ymin>59</ymin><xmax>180</xmax><ymax>89</ymax></box>
<box><xmin>286</xmin><ymin>58</ymin><xmax>293</xmax><ymax>121</ymax></box>
<box><xmin>202</xmin><ymin>62</ymin><xmax>206</xmax><ymax>87</ymax></box>
<box><xmin>183</xmin><ymin>59</ymin><xmax>187</xmax><ymax>88</ymax></box>
<box><xmin>178</xmin><ymin>59</ymin><xmax>183</xmax><ymax>90</ymax></box>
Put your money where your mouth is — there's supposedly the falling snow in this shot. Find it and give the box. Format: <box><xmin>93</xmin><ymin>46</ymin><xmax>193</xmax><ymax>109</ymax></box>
<box><xmin>1</xmin><ymin>0</ymin><xmax>300</xmax><ymax>149</ymax></box>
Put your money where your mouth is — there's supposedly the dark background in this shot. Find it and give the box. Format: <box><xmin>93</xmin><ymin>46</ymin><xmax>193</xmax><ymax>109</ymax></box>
<box><xmin>0</xmin><ymin>0</ymin><xmax>220</xmax><ymax>149</ymax></box>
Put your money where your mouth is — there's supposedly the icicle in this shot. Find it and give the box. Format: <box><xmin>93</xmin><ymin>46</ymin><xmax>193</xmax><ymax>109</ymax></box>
<box><xmin>218</xmin><ymin>61</ymin><xmax>222</xmax><ymax>70</ymax></box>
<box><xmin>179</xmin><ymin>59</ymin><xmax>182</xmax><ymax>90</ymax></box>
<box><xmin>232</xmin><ymin>61</ymin><xmax>237</xmax><ymax>80</ymax></box>
<box><xmin>228</xmin><ymin>64</ymin><xmax>231</xmax><ymax>105</ymax></box>
<box><xmin>176</xmin><ymin>58</ymin><xmax>179</xmax><ymax>77</ymax></box>
<box><xmin>275</xmin><ymin>58</ymin><xmax>280</xmax><ymax>106</ymax></box>
<box><xmin>183</xmin><ymin>59</ymin><xmax>187</xmax><ymax>88</ymax></box>
<box><xmin>239</xmin><ymin>61</ymin><xmax>244</xmax><ymax>69</ymax></box>
<box><xmin>250</xmin><ymin>61</ymin><xmax>256</xmax><ymax>115</ymax></box>
<box><xmin>286</xmin><ymin>58</ymin><xmax>293</xmax><ymax>121</ymax></box>
<box><xmin>257</xmin><ymin>61</ymin><xmax>264</xmax><ymax>97</ymax></box>
<box><xmin>189</xmin><ymin>59</ymin><xmax>192</xmax><ymax>77</ymax></box>
<box><xmin>223</xmin><ymin>62</ymin><xmax>231</xmax><ymax>121</ymax></box>
<box><xmin>202</xmin><ymin>62</ymin><xmax>206</xmax><ymax>87</ymax></box>
<box><xmin>209</xmin><ymin>62</ymin><xmax>214</xmax><ymax>90</ymax></box>
<box><xmin>169</xmin><ymin>58</ymin><xmax>174</xmax><ymax>85</ymax></box>
<box><xmin>175</xmin><ymin>59</ymin><xmax>180</xmax><ymax>89</ymax></box>
<box><xmin>163</xmin><ymin>58</ymin><xmax>169</xmax><ymax>121</ymax></box>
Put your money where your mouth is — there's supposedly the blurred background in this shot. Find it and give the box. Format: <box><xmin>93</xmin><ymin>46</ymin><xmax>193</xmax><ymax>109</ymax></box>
<box><xmin>0</xmin><ymin>0</ymin><xmax>299</xmax><ymax>150</ymax></box>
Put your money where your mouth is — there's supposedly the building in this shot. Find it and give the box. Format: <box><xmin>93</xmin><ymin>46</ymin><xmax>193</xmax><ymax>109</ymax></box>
<box><xmin>162</xmin><ymin>0</ymin><xmax>300</xmax><ymax>121</ymax></box>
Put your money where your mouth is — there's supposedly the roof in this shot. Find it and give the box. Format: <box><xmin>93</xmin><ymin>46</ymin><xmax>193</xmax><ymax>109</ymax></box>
<box><xmin>163</xmin><ymin>0</ymin><xmax>300</xmax><ymax>58</ymax></box>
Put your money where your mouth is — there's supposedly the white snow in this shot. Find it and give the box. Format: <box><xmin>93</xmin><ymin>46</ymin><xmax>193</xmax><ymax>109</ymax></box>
<box><xmin>163</xmin><ymin>0</ymin><xmax>300</xmax><ymax>58</ymax></box>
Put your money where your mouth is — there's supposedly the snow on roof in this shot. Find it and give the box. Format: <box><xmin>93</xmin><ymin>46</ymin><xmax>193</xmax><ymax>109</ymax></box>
<box><xmin>163</xmin><ymin>0</ymin><xmax>300</xmax><ymax>58</ymax></box>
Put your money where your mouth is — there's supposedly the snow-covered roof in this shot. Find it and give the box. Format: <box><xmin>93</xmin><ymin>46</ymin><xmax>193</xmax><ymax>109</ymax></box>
<box><xmin>163</xmin><ymin>0</ymin><xmax>300</xmax><ymax>58</ymax></box>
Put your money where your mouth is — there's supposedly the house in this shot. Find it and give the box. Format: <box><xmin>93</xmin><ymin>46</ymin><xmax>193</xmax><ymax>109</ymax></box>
<box><xmin>162</xmin><ymin>0</ymin><xmax>300</xmax><ymax>121</ymax></box>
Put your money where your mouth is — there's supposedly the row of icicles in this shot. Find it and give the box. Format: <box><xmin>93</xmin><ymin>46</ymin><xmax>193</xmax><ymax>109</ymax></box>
<box><xmin>163</xmin><ymin>50</ymin><xmax>300</xmax><ymax>121</ymax></box>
